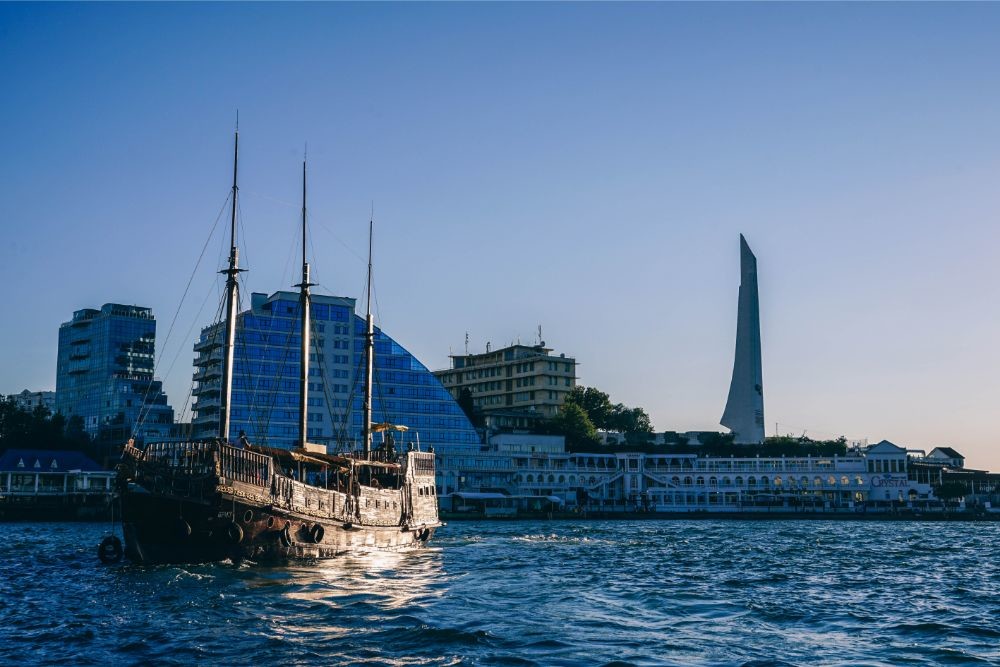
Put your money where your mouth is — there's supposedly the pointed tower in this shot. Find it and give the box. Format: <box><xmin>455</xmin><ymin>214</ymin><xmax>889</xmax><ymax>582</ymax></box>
<box><xmin>721</xmin><ymin>234</ymin><xmax>765</xmax><ymax>444</ymax></box>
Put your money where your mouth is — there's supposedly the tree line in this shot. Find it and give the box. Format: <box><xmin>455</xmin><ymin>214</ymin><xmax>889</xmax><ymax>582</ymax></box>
<box><xmin>0</xmin><ymin>397</ymin><xmax>92</xmax><ymax>453</ymax></box>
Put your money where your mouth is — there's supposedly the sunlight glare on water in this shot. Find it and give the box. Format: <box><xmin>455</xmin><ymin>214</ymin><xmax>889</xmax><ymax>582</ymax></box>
<box><xmin>2</xmin><ymin>520</ymin><xmax>998</xmax><ymax>666</ymax></box>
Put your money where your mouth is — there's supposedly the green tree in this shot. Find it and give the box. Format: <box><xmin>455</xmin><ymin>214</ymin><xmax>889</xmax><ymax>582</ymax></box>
<box><xmin>565</xmin><ymin>387</ymin><xmax>615</xmax><ymax>429</ymax></box>
<box><xmin>565</xmin><ymin>386</ymin><xmax>654</xmax><ymax>440</ymax></box>
<box><xmin>549</xmin><ymin>402</ymin><xmax>600</xmax><ymax>449</ymax></box>
<box><xmin>0</xmin><ymin>397</ymin><xmax>92</xmax><ymax>452</ymax></box>
<box><xmin>456</xmin><ymin>388</ymin><xmax>483</xmax><ymax>428</ymax></box>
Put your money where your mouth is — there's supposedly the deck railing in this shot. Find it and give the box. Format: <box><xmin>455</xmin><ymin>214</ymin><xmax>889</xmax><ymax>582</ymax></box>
<box><xmin>218</xmin><ymin>445</ymin><xmax>272</xmax><ymax>487</ymax></box>
<box><xmin>142</xmin><ymin>441</ymin><xmax>217</xmax><ymax>475</ymax></box>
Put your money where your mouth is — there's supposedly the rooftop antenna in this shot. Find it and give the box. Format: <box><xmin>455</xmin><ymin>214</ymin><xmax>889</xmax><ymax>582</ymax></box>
<box><xmin>537</xmin><ymin>325</ymin><xmax>543</xmax><ymax>345</ymax></box>
<box><xmin>219</xmin><ymin>114</ymin><xmax>244</xmax><ymax>442</ymax></box>
<box><xmin>465</xmin><ymin>332</ymin><xmax>469</xmax><ymax>355</ymax></box>
<box><xmin>295</xmin><ymin>145</ymin><xmax>314</xmax><ymax>450</ymax></box>
<box><xmin>362</xmin><ymin>211</ymin><xmax>375</xmax><ymax>456</ymax></box>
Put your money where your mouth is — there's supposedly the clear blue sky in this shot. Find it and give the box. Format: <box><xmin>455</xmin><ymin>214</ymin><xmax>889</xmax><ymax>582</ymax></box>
<box><xmin>2</xmin><ymin>3</ymin><xmax>998</xmax><ymax>469</ymax></box>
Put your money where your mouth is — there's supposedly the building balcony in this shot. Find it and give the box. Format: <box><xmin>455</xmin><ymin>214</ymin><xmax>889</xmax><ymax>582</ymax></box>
<box><xmin>194</xmin><ymin>366</ymin><xmax>222</xmax><ymax>382</ymax></box>
<box><xmin>196</xmin><ymin>380</ymin><xmax>221</xmax><ymax>396</ymax></box>
<box><xmin>194</xmin><ymin>350</ymin><xmax>222</xmax><ymax>367</ymax></box>
<box><xmin>192</xmin><ymin>396</ymin><xmax>220</xmax><ymax>412</ymax></box>
<box><xmin>194</xmin><ymin>338</ymin><xmax>222</xmax><ymax>353</ymax></box>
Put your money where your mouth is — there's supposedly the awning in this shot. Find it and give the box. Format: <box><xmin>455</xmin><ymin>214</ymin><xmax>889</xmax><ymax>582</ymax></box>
<box><xmin>372</xmin><ymin>422</ymin><xmax>409</xmax><ymax>433</ymax></box>
<box><xmin>545</xmin><ymin>495</ymin><xmax>565</xmax><ymax>504</ymax></box>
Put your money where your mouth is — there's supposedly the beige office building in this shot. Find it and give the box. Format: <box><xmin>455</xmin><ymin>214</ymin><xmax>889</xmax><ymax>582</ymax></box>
<box><xmin>434</xmin><ymin>343</ymin><xmax>577</xmax><ymax>429</ymax></box>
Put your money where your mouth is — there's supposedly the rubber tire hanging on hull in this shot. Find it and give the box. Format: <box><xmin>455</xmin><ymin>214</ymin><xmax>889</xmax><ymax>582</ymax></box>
<box><xmin>309</xmin><ymin>524</ymin><xmax>324</xmax><ymax>544</ymax></box>
<box><xmin>226</xmin><ymin>522</ymin><xmax>244</xmax><ymax>544</ymax></box>
<box><xmin>98</xmin><ymin>536</ymin><xmax>124</xmax><ymax>564</ymax></box>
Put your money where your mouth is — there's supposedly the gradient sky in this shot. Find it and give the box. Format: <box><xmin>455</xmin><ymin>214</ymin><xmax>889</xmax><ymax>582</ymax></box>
<box><xmin>2</xmin><ymin>3</ymin><xmax>998</xmax><ymax>470</ymax></box>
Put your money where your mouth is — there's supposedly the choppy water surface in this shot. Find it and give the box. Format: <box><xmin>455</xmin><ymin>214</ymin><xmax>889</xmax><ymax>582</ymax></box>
<box><xmin>1</xmin><ymin>520</ymin><xmax>998</xmax><ymax>666</ymax></box>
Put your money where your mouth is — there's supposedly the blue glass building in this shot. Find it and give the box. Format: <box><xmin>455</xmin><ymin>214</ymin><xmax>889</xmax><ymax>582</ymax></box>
<box><xmin>55</xmin><ymin>304</ymin><xmax>175</xmax><ymax>450</ymax></box>
<box><xmin>191</xmin><ymin>291</ymin><xmax>481</xmax><ymax>452</ymax></box>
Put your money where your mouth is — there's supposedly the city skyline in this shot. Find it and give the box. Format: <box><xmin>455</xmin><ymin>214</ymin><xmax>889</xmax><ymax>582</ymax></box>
<box><xmin>1</xmin><ymin>3</ymin><xmax>998</xmax><ymax>470</ymax></box>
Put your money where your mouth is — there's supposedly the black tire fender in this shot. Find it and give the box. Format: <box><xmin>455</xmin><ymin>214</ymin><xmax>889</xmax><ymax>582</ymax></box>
<box><xmin>278</xmin><ymin>523</ymin><xmax>292</xmax><ymax>547</ymax></box>
<box><xmin>225</xmin><ymin>522</ymin><xmax>244</xmax><ymax>544</ymax></box>
<box><xmin>309</xmin><ymin>524</ymin><xmax>324</xmax><ymax>544</ymax></box>
<box><xmin>98</xmin><ymin>535</ymin><xmax>124</xmax><ymax>564</ymax></box>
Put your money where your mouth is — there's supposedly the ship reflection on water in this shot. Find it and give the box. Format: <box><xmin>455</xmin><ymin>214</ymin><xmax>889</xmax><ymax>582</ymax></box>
<box><xmin>240</xmin><ymin>546</ymin><xmax>450</xmax><ymax>644</ymax></box>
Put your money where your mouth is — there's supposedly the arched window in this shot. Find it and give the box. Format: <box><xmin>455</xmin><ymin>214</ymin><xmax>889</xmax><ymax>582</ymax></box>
<box><xmin>841</xmin><ymin>476</ymin><xmax>849</xmax><ymax>486</ymax></box>
<box><xmin>800</xmin><ymin>476</ymin><xmax>809</xmax><ymax>487</ymax></box>
<box><xmin>827</xmin><ymin>476</ymin><xmax>836</xmax><ymax>486</ymax></box>
<box><xmin>684</xmin><ymin>476</ymin><xmax>693</xmax><ymax>486</ymax></box>
<box><xmin>589</xmin><ymin>476</ymin><xmax>596</xmax><ymax>485</ymax></box>
<box><xmin>558</xmin><ymin>475</ymin><xmax>565</xmax><ymax>483</ymax></box>
<box><xmin>760</xmin><ymin>476</ymin><xmax>769</xmax><ymax>486</ymax></box>
<box><xmin>526</xmin><ymin>474</ymin><xmax>534</xmax><ymax>483</ymax></box>
<box><xmin>774</xmin><ymin>476</ymin><xmax>783</xmax><ymax>487</ymax></box>
<box><xmin>814</xmin><ymin>477</ymin><xmax>823</xmax><ymax>487</ymax></box>
<box><xmin>747</xmin><ymin>476</ymin><xmax>756</xmax><ymax>486</ymax></box>
<box><xmin>735</xmin><ymin>476</ymin><xmax>744</xmax><ymax>486</ymax></box>
<box><xmin>856</xmin><ymin>476</ymin><xmax>864</xmax><ymax>486</ymax></box>
<box><xmin>696</xmin><ymin>476</ymin><xmax>705</xmax><ymax>486</ymax></box>
<box><xmin>548</xmin><ymin>474</ymin><xmax>555</xmax><ymax>483</ymax></box>
<box><xmin>723</xmin><ymin>477</ymin><xmax>732</xmax><ymax>486</ymax></box>
<box><xmin>569</xmin><ymin>475</ymin><xmax>577</xmax><ymax>484</ymax></box>
<box><xmin>709</xmin><ymin>477</ymin><xmax>718</xmax><ymax>486</ymax></box>
<box><xmin>671</xmin><ymin>476</ymin><xmax>680</xmax><ymax>486</ymax></box>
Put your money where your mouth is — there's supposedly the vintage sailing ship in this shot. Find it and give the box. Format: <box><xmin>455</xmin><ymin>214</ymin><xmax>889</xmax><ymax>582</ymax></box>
<box><xmin>99</xmin><ymin>131</ymin><xmax>440</xmax><ymax>565</ymax></box>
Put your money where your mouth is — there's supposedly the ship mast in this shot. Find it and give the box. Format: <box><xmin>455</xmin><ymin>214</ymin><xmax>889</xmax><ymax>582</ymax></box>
<box><xmin>362</xmin><ymin>217</ymin><xmax>374</xmax><ymax>456</ymax></box>
<box><xmin>296</xmin><ymin>153</ymin><xmax>313</xmax><ymax>450</ymax></box>
<box><xmin>219</xmin><ymin>125</ymin><xmax>242</xmax><ymax>442</ymax></box>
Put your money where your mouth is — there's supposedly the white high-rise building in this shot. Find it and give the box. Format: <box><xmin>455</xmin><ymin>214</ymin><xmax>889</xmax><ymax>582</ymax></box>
<box><xmin>721</xmin><ymin>234</ymin><xmax>765</xmax><ymax>444</ymax></box>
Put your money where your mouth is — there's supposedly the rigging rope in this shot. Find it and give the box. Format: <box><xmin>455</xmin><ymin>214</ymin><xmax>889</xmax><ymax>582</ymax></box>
<box><xmin>132</xmin><ymin>192</ymin><xmax>232</xmax><ymax>439</ymax></box>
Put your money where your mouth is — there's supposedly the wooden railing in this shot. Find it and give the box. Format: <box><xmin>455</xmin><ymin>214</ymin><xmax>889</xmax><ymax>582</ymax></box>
<box><xmin>142</xmin><ymin>441</ymin><xmax>217</xmax><ymax>476</ymax></box>
<box><xmin>218</xmin><ymin>446</ymin><xmax>272</xmax><ymax>487</ymax></box>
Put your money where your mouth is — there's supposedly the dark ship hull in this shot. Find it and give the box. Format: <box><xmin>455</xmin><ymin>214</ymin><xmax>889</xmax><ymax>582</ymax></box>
<box><xmin>117</xmin><ymin>441</ymin><xmax>440</xmax><ymax>565</ymax></box>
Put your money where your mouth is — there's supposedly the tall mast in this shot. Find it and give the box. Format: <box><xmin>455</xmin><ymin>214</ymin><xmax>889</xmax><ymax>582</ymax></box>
<box><xmin>219</xmin><ymin>124</ymin><xmax>242</xmax><ymax>442</ymax></box>
<box><xmin>362</xmin><ymin>217</ymin><xmax>374</xmax><ymax>456</ymax></box>
<box><xmin>296</xmin><ymin>153</ymin><xmax>313</xmax><ymax>450</ymax></box>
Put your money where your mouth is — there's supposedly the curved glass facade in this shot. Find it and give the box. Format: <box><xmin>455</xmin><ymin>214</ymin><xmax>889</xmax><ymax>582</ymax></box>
<box><xmin>192</xmin><ymin>291</ymin><xmax>481</xmax><ymax>452</ymax></box>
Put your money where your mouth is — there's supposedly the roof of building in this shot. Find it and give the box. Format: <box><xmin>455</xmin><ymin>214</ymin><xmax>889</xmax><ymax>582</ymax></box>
<box><xmin>0</xmin><ymin>449</ymin><xmax>106</xmax><ymax>472</ymax></box>
<box><xmin>868</xmin><ymin>440</ymin><xmax>906</xmax><ymax>454</ymax></box>
<box><xmin>929</xmin><ymin>447</ymin><xmax>965</xmax><ymax>459</ymax></box>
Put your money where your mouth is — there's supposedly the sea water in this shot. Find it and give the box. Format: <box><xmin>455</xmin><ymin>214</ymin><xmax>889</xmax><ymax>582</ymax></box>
<box><xmin>1</xmin><ymin>520</ymin><xmax>998</xmax><ymax>666</ymax></box>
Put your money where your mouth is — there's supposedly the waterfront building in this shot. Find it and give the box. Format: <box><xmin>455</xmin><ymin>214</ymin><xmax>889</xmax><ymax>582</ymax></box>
<box><xmin>55</xmin><ymin>304</ymin><xmax>175</xmax><ymax>448</ymax></box>
<box><xmin>0</xmin><ymin>449</ymin><xmax>114</xmax><ymax>520</ymax></box>
<box><xmin>432</xmin><ymin>436</ymin><xmax>996</xmax><ymax>514</ymax></box>
<box><xmin>433</xmin><ymin>342</ymin><xmax>577</xmax><ymax>430</ymax></box>
<box><xmin>721</xmin><ymin>234</ymin><xmax>765</xmax><ymax>444</ymax></box>
<box><xmin>0</xmin><ymin>449</ymin><xmax>113</xmax><ymax>496</ymax></box>
<box><xmin>7</xmin><ymin>389</ymin><xmax>55</xmax><ymax>413</ymax></box>
<box><xmin>191</xmin><ymin>291</ymin><xmax>482</xmax><ymax>451</ymax></box>
<box><xmin>925</xmin><ymin>447</ymin><xmax>965</xmax><ymax>469</ymax></box>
